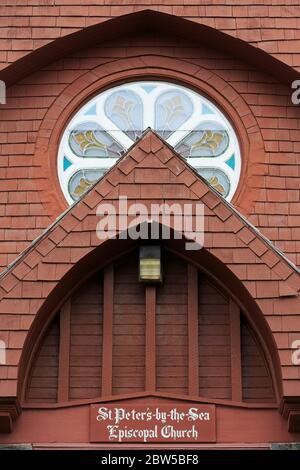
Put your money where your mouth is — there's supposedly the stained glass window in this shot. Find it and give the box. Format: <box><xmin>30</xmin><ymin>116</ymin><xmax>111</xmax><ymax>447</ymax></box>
<box><xmin>58</xmin><ymin>81</ymin><xmax>241</xmax><ymax>203</ymax></box>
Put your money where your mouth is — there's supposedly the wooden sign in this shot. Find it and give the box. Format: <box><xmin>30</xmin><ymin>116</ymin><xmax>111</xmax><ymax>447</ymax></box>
<box><xmin>90</xmin><ymin>404</ymin><xmax>216</xmax><ymax>443</ymax></box>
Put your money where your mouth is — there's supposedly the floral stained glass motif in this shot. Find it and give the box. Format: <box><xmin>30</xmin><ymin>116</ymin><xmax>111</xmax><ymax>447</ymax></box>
<box><xmin>105</xmin><ymin>90</ymin><xmax>143</xmax><ymax>141</ymax></box>
<box><xmin>175</xmin><ymin>123</ymin><xmax>229</xmax><ymax>158</ymax></box>
<box><xmin>69</xmin><ymin>169</ymin><xmax>106</xmax><ymax>201</ymax></box>
<box><xmin>69</xmin><ymin>123</ymin><xmax>124</xmax><ymax>158</ymax></box>
<box><xmin>155</xmin><ymin>90</ymin><xmax>193</xmax><ymax>139</ymax></box>
<box><xmin>58</xmin><ymin>82</ymin><xmax>241</xmax><ymax>204</ymax></box>
<box><xmin>196</xmin><ymin>168</ymin><xmax>230</xmax><ymax>198</ymax></box>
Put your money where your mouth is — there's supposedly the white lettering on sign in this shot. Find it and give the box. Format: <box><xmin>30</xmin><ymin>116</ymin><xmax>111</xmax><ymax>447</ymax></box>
<box><xmin>90</xmin><ymin>404</ymin><xmax>216</xmax><ymax>443</ymax></box>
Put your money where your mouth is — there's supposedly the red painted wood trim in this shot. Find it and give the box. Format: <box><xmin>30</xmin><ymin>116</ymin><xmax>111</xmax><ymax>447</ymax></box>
<box><xmin>22</xmin><ymin>391</ymin><xmax>277</xmax><ymax>410</ymax></box>
<box><xmin>102</xmin><ymin>265</ymin><xmax>114</xmax><ymax>396</ymax></box>
<box><xmin>230</xmin><ymin>298</ymin><xmax>242</xmax><ymax>402</ymax></box>
<box><xmin>145</xmin><ymin>286</ymin><xmax>156</xmax><ymax>392</ymax></box>
<box><xmin>58</xmin><ymin>299</ymin><xmax>71</xmax><ymax>402</ymax></box>
<box><xmin>188</xmin><ymin>264</ymin><xmax>199</xmax><ymax>396</ymax></box>
<box><xmin>33</xmin><ymin>443</ymin><xmax>270</xmax><ymax>450</ymax></box>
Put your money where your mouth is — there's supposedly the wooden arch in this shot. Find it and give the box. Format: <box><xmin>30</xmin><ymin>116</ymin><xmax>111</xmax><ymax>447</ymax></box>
<box><xmin>20</xmin><ymin>233</ymin><xmax>281</xmax><ymax>407</ymax></box>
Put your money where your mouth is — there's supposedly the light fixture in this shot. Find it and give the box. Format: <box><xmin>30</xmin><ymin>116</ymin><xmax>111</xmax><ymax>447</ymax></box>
<box><xmin>139</xmin><ymin>246</ymin><xmax>162</xmax><ymax>283</ymax></box>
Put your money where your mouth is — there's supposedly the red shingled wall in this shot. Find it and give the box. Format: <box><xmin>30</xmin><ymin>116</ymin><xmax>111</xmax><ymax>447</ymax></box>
<box><xmin>1</xmin><ymin>2</ymin><xmax>300</xmax><ymax>71</ymax></box>
<box><xmin>0</xmin><ymin>130</ymin><xmax>299</xmax><ymax>442</ymax></box>
<box><xmin>1</xmin><ymin>131</ymin><xmax>299</xmax><ymax>400</ymax></box>
<box><xmin>0</xmin><ymin>4</ymin><xmax>299</xmax><ymax>443</ymax></box>
<box><xmin>0</xmin><ymin>28</ymin><xmax>300</xmax><ymax>270</ymax></box>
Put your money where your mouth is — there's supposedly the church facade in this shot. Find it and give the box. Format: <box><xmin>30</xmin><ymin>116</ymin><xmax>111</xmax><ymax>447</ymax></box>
<box><xmin>0</xmin><ymin>3</ymin><xmax>300</xmax><ymax>449</ymax></box>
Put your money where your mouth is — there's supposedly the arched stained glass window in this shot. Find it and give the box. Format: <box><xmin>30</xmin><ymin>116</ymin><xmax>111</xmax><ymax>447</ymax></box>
<box><xmin>58</xmin><ymin>81</ymin><xmax>241</xmax><ymax>204</ymax></box>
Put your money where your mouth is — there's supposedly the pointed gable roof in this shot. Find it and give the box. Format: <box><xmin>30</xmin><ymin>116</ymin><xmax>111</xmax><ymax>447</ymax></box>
<box><xmin>1</xmin><ymin>129</ymin><xmax>299</xmax><ymax>291</ymax></box>
<box><xmin>0</xmin><ymin>129</ymin><xmax>300</xmax><ymax>407</ymax></box>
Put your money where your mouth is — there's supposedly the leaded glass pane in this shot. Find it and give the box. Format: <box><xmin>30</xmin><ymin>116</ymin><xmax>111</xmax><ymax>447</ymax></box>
<box><xmin>68</xmin><ymin>169</ymin><xmax>106</xmax><ymax>201</ymax></box>
<box><xmin>174</xmin><ymin>123</ymin><xmax>229</xmax><ymax>158</ymax></box>
<box><xmin>155</xmin><ymin>90</ymin><xmax>193</xmax><ymax>139</ymax></box>
<box><xmin>69</xmin><ymin>122</ymin><xmax>124</xmax><ymax>158</ymax></box>
<box><xmin>197</xmin><ymin>168</ymin><xmax>230</xmax><ymax>198</ymax></box>
<box><xmin>104</xmin><ymin>90</ymin><xmax>143</xmax><ymax>141</ymax></box>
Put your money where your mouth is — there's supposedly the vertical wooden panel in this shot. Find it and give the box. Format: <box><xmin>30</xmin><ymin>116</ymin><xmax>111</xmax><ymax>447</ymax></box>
<box><xmin>198</xmin><ymin>280</ymin><xmax>231</xmax><ymax>399</ymax></box>
<box><xmin>188</xmin><ymin>264</ymin><xmax>199</xmax><ymax>396</ymax></box>
<box><xmin>102</xmin><ymin>265</ymin><xmax>114</xmax><ymax>396</ymax></box>
<box><xmin>145</xmin><ymin>286</ymin><xmax>156</xmax><ymax>392</ymax></box>
<box><xmin>112</xmin><ymin>252</ymin><xmax>145</xmax><ymax>394</ymax></box>
<box><xmin>241</xmin><ymin>318</ymin><xmax>275</xmax><ymax>403</ymax></box>
<box><xmin>26</xmin><ymin>317</ymin><xmax>60</xmax><ymax>403</ymax></box>
<box><xmin>69</xmin><ymin>273</ymin><xmax>103</xmax><ymax>400</ymax></box>
<box><xmin>156</xmin><ymin>254</ymin><xmax>188</xmax><ymax>394</ymax></box>
<box><xmin>230</xmin><ymin>298</ymin><xmax>242</xmax><ymax>402</ymax></box>
<box><xmin>58</xmin><ymin>299</ymin><xmax>71</xmax><ymax>402</ymax></box>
